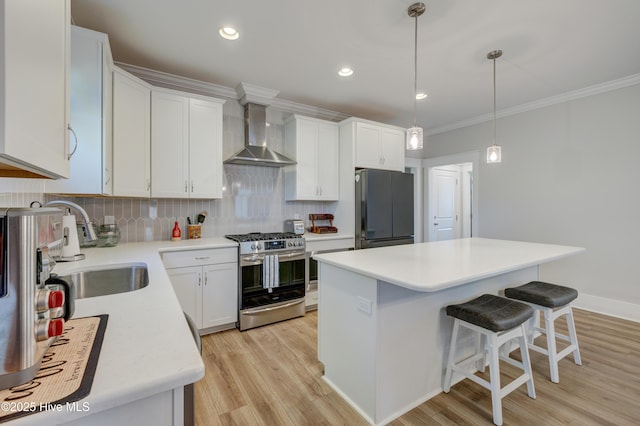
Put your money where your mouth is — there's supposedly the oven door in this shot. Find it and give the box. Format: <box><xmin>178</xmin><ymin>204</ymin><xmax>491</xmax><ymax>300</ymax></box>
<box><xmin>239</xmin><ymin>251</ymin><xmax>306</xmax><ymax>309</ymax></box>
<box><xmin>238</xmin><ymin>251</ymin><xmax>306</xmax><ymax>330</ymax></box>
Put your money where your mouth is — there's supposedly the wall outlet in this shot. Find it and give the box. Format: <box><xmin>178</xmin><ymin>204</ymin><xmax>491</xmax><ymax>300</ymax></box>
<box><xmin>357</xmin><ymin>296</ymin><xmax>372</xmax><ymax>315</ymax></box>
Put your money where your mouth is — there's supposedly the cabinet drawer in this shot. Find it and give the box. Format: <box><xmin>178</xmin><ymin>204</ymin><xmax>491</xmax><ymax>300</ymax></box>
<box><xmin>162</xmin><ymin>247</ymin><xmax>237</xmax><ymax>268</ymax></box>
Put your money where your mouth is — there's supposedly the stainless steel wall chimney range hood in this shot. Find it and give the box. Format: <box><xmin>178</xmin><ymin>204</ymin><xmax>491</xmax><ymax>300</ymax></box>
<box><xmin>224</xmin><ymin>103</ymin><xmax>296</xmax><ymax>167</ymax></box>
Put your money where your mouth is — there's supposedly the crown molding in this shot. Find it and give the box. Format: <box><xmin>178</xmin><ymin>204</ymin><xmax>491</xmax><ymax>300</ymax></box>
<box><xmin>427</xmin><ymin>73</ymin><xmax>640</xmax><ymax>136</ymax></box>
<box><xmin>115</xmin><ymin>62</ymin><xmax>350</xmax><ymax>122</ymax></box>
<box><xmin>235</xmin><ymin>82</ymin><xmax>279</xmax><ymax>106</ymax></box>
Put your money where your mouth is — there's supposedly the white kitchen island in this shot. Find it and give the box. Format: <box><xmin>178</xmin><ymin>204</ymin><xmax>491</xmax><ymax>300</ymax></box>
<box><xmin>314</xmin><ymin>238</ymin><xmax>584</xmax><ymax>425</ymax></box>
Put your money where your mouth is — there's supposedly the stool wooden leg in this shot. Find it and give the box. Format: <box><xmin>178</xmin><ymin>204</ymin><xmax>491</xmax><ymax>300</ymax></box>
<box><xmin>528</xmin><ymin>309</ymin><xmax>540</xmax><ymax>345</ymax></box>
<box><xmin>518</xmin><ymin>324</ymin><xmax>536</xmax><ymax>399</ymax></box>
<box><xmin>566</xmin><ymin>306</ymin><xmax>582</xmax><ymax>365</ymax></box>
<box><xmin>543</xmin><ymin>307</ymin><xmax>560</xmax><ymax>383</ymax></box>
<box><xmin>443</xmin><ymin>319</ymin><xmax>460</xmax><ymax>393</ymax></box>
<box><xmin>488</xmin><ymin>333</ymin><xmax>503</xmax><ymax>426</ymax></box>
<box><xmin>477</xmin><ymin>333</ymin><xmax>487</xmax><ymax>372</ymax></box>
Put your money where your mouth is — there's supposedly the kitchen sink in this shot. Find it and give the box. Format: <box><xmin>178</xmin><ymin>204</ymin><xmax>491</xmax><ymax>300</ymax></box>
<box><xmin>60</xmin><ymin>263</ymin><xmax>149</xmax><ymax>299</ymax></box>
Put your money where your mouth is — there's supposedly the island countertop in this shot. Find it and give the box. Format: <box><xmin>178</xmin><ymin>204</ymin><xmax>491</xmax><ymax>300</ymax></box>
<box><xmin>316</xmin><ymin>237</ymin><xmax>585</xmax><ymax>425</ymax></box>
<box><xmin>313</xmin><ymin>238</ymin><xmax>585</xmax><ymax>292</ymax></box>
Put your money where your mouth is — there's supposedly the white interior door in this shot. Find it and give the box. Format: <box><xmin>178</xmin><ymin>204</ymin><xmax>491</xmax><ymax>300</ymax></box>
<box><xmin>423</xmin><ymin>152</ymin><xmax>479</xmax><ymax>243</ymax></box>
<box><xmin>430</xmin><ymin>167</ymin><xmax>458</xmax><ymax>241</ymax></box>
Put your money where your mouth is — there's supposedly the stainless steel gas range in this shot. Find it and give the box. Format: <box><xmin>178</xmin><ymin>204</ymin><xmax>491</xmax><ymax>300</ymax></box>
<box><xmin>225</xmin><ymin>232</ymin><xmax>306</xmax><ymax>331</ymax></box>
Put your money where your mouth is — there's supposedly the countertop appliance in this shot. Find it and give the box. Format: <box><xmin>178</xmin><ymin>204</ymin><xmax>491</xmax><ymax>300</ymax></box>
<box><xmin>225</xmin><ymin>232</ymin><xmax>306</xmax><ymax>331</ymax></box>
<box><xmin>284</xmin><ymin>219</ymin><xmax>305</xmax><ymax>235</ymax></box>
<box><xmin>0</xmin><ymin>208</ymin><xmax>75</xmax><ymax>390</ymax></box>
<box><xmin>355</xmin><ymin>169</ymin><xmax>414</xmax><ymax>249</ymax></box>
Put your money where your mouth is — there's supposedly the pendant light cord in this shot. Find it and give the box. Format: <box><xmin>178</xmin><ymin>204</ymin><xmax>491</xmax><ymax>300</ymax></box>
<box><xmin>493</xmin><ymin>55</ymin><xmax>497</xmax><ymax>145</ymax></box>
<box><xmin>413</xmin><ymin>13</ymin><xmax>418</xmax><ymax>128</ymax></box>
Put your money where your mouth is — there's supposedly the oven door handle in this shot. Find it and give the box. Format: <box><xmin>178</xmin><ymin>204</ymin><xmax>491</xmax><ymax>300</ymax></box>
<box><xmin>243</xmin><ymin>299</ymin><xmax>305</xmax><ymax>315</ymax></box>
<box><xmin>240</xmin><ymin>251</ymin><xmax>305</xmax><ymax>264</ymax></box>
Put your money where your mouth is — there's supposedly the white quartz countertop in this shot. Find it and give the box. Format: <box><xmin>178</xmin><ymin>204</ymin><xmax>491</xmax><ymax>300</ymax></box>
<box><xmin>313</xmin><ymin>238</ymin><xmax>585</xmax><ymax>292</ymax></box>
<box><xmin>303</xmin><ymin>232</ymin><xmax>352</xmax><ymax>242</ymax></box>
<box><xmin>11</xmin><ymin>237</ymin><xmax>236</xmax><ymax>425</ymax></box>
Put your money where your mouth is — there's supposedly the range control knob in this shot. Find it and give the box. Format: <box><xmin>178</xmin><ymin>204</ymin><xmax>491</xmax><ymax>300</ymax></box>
<box><xmin>35</xmin><ymin>289</ymin><xmax>65</xmax><ymax>313</ymax></box>
<box><xmin>35</xmin><ymin>318</ymin><xmax>65</xmax><ymax>341</ymax></box>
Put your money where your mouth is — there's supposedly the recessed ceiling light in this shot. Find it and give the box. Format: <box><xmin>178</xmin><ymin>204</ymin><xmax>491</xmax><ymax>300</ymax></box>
<box><xmin>338</xmin><ymin>67</ymin><xmax>354</xmax><ymax>77</ymax></box>
<box><xmin>219</xmin><ymin>26</ymin><xmax>239</xmax><ymax>40</ymax></box>
<box><xmin>416</xmin><ymin>92</ymin><xmax>427</xmax><ymax>100</ymax></box>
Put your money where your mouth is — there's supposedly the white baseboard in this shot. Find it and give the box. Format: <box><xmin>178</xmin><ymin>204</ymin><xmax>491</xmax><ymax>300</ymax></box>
<box><xmin>576</xmin><ymin>293</ymin><xmax>640</xmax><ymax>323</ymax></box>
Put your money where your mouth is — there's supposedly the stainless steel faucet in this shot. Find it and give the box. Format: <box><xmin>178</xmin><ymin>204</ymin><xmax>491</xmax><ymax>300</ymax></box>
<box><xmin>39</xmin><ymin>200</ymin><xmax>99</xmax><ymax>241</ymax></box>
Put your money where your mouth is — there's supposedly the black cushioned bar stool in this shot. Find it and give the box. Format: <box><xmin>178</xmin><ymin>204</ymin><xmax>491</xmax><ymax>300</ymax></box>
<box><xmin>504</xmin><ymin>281</ymin><xmax>581</xmax><ymax>383</ymax></box>
<box><xmin>443</xmin><ymin>294</ymin><xmax>536</xmax><ymax>426</ymax></box>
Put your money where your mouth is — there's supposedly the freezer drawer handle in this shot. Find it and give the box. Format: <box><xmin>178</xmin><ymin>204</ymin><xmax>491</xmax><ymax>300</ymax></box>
<box><xmin>243</xmin><ymin>299</ymin><xmax>304</xmax><ymax>315</ymax></box>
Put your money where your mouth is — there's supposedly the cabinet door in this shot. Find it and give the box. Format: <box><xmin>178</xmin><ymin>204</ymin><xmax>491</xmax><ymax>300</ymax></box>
<box><xmin>0</xmin><ymin>0</ymin><xmax>70</xmax><ymax>178</ymax></box>
<box><xmin>47</xmin><ymin>26</ymin><xmax>110</xmax><ymax>194</ymax></box>
<box><xmin>189</xmin><ymin>98</ymin><xmax>223</xmax><ymax>199</ymax></box>
<box><xmin>151</xmin><ymin>91</ymin><xmax>189</xmax><ymax>198</ymax></box>
<box><xmin>317</xmin><ymin>122</ymin><xmax>339</xmax><ymax>200</ymax></box>
<box><xmin>379</xmin><ymin>127</ymin><xmax>405</xmax><ymax>171</ymax></box>
<box><xmin>354</xmin><ymin>122</ymin><xmax>382</xmax><ymax>169</ymax></box>
<box><xmin>296</xmin><ymin>118</ymin><xmax>320</xmax><ymax>199</ymax></box>
<box><xmin>202</xmin><ymin>263</ymin><xmax>238</xmax><ymax>329</ymax></box>
<box><xmin>112</xmin><ymin>70</ymin><xmax>151</xmax><ymax>197</ymax></box>
<box><xmin>166</xmin><ymin>266</ymin><xmax>203</xmax><ymax>328</ymax></box>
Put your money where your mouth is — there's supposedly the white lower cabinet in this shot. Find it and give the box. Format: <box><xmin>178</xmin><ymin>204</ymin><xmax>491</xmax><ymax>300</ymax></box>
<box><xmin>163</xmin><ymin>248</ymin><xmax>237</xmax><ymax>333</ymax></box>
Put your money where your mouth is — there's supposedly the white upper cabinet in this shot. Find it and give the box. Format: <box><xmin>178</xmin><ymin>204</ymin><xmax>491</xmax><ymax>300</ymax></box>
<box><xmin>46</xmin><ymin>26</ymin><xmax>113</xmax><ymax>195</ymax></box>
<box><xmin>151</xmin><ymin>88</ymin><xmax>224</xmax><ymax>199</ymax></box>
<box><xmin>112</xmin><ymin>67</ymin><xmax>151</xmax><ymax>197</ymax></box>
<box><xmin>284</xmin><ymin>115</ymin><xmax>339</xmax><ymax>201</ymax></box>
<box><xmin>150</xmin><ymin>90</ymin><xmax>188</xmax><ymax>198</ymax></box>
<box><xmin>188</xmin><ymin>98</ymin><xmax>224</xmax><ymax>199</ymax></box>
<box><xmin>353</xmin><ymin>120</ymin><xmax>405</xmax><ymax>172</ymax></box>
<box><xmin>0</xmin><ymin>0</ymin><xmax>70</xmax><ymax>178</ymax></box>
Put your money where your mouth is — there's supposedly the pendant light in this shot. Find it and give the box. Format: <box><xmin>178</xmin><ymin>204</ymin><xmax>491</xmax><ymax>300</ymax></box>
<box><xmin>406</xmin><ymin>2</ymin><xmax>425</xmax><ymax>150</ymax></box>
<box><xmin>486</xmin><ymin>49</ymin><xmax>503</xmax><ymax>163</ymax></box>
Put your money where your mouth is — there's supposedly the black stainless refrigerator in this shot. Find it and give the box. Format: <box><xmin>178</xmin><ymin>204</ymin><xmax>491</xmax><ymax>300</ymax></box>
<box><xmin>355</xmin><ymin>169</ymin><xmax>414</xmax><ymax>249</ymax></box>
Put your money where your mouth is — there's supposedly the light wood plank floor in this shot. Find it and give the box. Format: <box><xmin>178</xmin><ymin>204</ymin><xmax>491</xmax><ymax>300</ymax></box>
<box><xmin>195</xmin><ymin>308</ymin><xmax>640</xmax><ymax>425</ymax></box>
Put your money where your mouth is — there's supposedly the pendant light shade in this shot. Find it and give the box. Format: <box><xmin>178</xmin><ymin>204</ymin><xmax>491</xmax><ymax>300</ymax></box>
<box><xmin>487</xmin><ymin>49</ymin><xmax>503</xmax><ymax>163</ymax></box>
<box><xmin>406</xmin><ymin>3</ymin><xmax>425</xmax><ymax>150</ymax></box>
<box><xmin>487</xmin><ymin>144</ymin><xmax>502</xmax><ymax>163</ymax></box>
<box><xmin>407</xmin><ymin>126</ymin><xmax>423</xmax><ymax>150</ymax></box>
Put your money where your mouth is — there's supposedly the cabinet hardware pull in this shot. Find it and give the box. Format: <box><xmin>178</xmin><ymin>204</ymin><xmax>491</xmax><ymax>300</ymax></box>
<box><xmin>184</xmin><ymin>181</ymin><xmax>188</xmax><ymax>192</ymax></box>
<box><xmin>104</xmin><ymin>168</ymin><xmax>111</xmax><ymax>185</ymax></box>
<box><xmin>191</xmin><ymin>180</ymin><xmax>194</xmax><ymax>192</ymax></box>
<box><xmin>195</xmin><ymin>256</ymin><xmax>210</xmax><ymax>260</ymax></box>
<box><xmin>204</xmin><ymin>274</ymin><xmax>208</xmax><ymax>285</ymax></box>
<box><xmin>146</xmin><ymin>179</ymin><xmax>151</xmax><ymax>191</ymax></box>
<box><xmin>198</xmin><ymin>273</ymin><xmax>202</xmax><ymax>286</ymax></box>
<box><xmin>67</xmin><ymin>125</ymin><xmax>78</xmax><ymax>160</ymax></box>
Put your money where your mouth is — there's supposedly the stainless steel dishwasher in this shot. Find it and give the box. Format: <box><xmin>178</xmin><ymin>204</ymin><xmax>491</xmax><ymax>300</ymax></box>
<box><xmin>184</xmin><ymin>312</ymin><xmax>201</xmax><ymax>426</ymax></box>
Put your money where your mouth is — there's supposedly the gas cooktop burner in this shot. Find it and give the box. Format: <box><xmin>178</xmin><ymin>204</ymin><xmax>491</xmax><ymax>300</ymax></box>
<box><xmin>226</xmin><ymin>232</ymin><xmax>305</xmax><ymax>254</ymax></box>
<box><xmin>225</xmin><ymin>232</ymin><xmax>303</xmax><ymax>243</ymax></box>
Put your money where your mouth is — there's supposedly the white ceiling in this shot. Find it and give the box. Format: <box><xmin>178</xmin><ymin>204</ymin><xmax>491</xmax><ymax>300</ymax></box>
<box><xmin>70</xmin><ymin>0</ymin><xmax>640</xmax><ymax>133</ymax></box>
